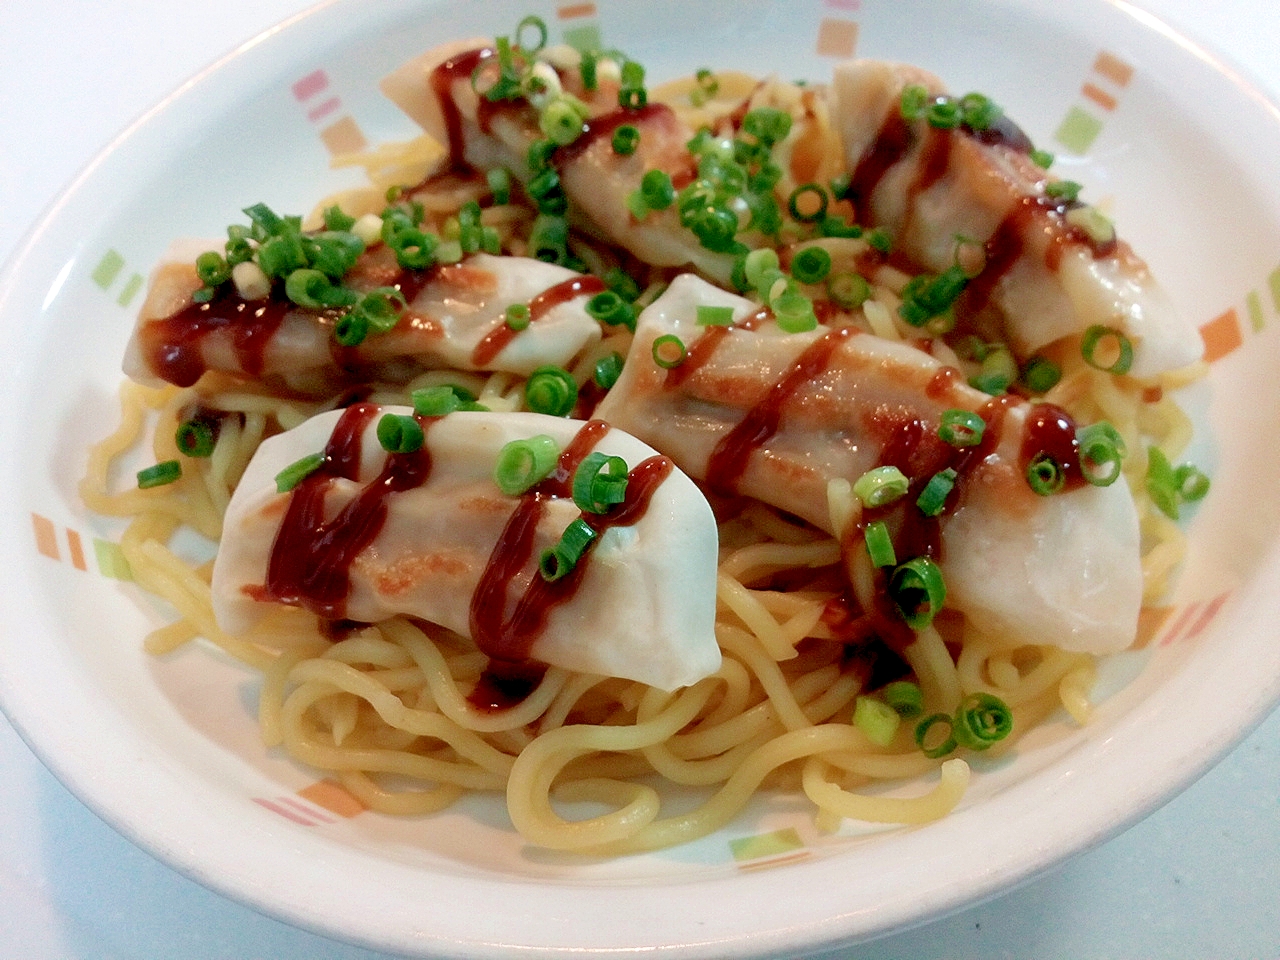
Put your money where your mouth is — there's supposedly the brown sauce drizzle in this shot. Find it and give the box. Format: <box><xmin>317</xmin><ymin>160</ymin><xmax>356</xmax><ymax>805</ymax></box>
<box><xmin>263</xmin><ymin>403</ymin><xmax>435</xmax><ymax>620</ymax></box>
<box><xmin>470</xmin><ymin>274</ymin><xmax>607</xmax><ymax>367</ymax></box>
<box><xmin>664</xmin><ymin>307</ymin><xmax>770</xmax><ymax>389</ymax></box>
<box><xmin>849</xmin><ymin>100</ymin><xmax>1117</xmax><ymax>321</ymax></box>
<box><xmin>467</xmin><ymin>661</ymin><xmax>548</xmax><ymax>713</ymax></box>
<box><xmin>430</xmin><ymin>47</ymin><xmax>494</xmax><ymax>171</ymax></box>
<box><xmin>1020</xmin><ymin>402</ymin><xmax>1085</xmax><ymax>491</ymax></box>
<box><xmin>847</xmin><ymin>111</ymin><xmax>913</xmax><ymax>225</ymax></box>
<box><xmin>469</xmin><ymin>420</ymin><xmax>674</xmax><ymax>665</ymax></box>
<box><xmin>551</xmin><ymin>102</ymin><xmax>677</xmax><ymax>169</ymax></box>
<box><xmin>704</xmin><ymin>326</ymin><xmax>858</xmax><ymax>496</ymax></box>
<box><xmin>141</xmin><ymin>290</ymin><xmax>293</xmax><ymax>388</ymax></box>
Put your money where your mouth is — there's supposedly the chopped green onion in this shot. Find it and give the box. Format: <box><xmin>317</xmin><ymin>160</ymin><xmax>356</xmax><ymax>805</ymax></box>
<box><xmin>853</xmin><ymin>465</ymin><xmax>910</xmax><ymax>507</ymax></box>
<box><xmin>540</xmin><ymin>517</ymin><xmax>597</xmax><ymax>581</ymax></box>
<box><xmin>137</xmin><ymin>460</ymin><xmax>182</xmax><ymax>489</ymax></box>
<box><xmin>1021</xmin><ymin>355</ymin><xmax>1061</xmax><ymax>393</ymax></box>
<box><xmin>275</xmin><ymin>452</ymin><xmax>324</xmax><ymax>493</ymax></box>
<box><xmin>195</xmin><ymin>251</ymin><xmax>231</xmax><ymax>288</ymax></box>
<box><xmin>915</xmin><ymin>468</ymin><xmax>957</xmax><ymax>517</ymax></box>
<box><xmin>505</xmin><ymin>303</ymin><xmax>531</xmax><ymax>331</ymax></box>
<box><xmin>525</xmin><ymin>365</ymin><xmax>578</xmax><ymax>416</ymax></box>
<box><xmin>322</xmin><ymin>205</ymin><xmax>357</xmax><ymax>232</ymax></box>
<box><xmin>938</xmin><ymin>410</ymin><xmax>985</xmax><ymax>448</ymax></box>
<box><xmin>333</xmin><ymin>311</ymin><xmax>369</xmax><ymax>347</ymax></box>
<box><xmin>898</xmin><ymin>265</ymin><xmax>968</xmax><ymax>327</ymax></box>
<box><xmin>958</xmin><ymin>92</ymin><xmax>1002</xmax><ymax>132</ymax></box>
<box><xmin>579</xmin><ymin>51</ymin><xmax>598</xmax><ymax>91</ymax></box>
<box><xmin>1081</xmin><ymin>325</ymin><xmax>1134</xmax><ymax>375</ymax></box>
<box><xmin>820</xmin><ymin>215</ymin><xmax>863</xmax><ymax>239</ymax></box>
<box><xmin>515</xmin><ymin>14</ymin><xmax>548</xmax><ymax>53</ymax></box>
<box><xmin>828</xmin><ymin>272</ymin><xmax>871</xmax><ymax>309</ymax></box>
<box><xmin>586</xmin><ymin>290</ymin><xmax>637</xmax><ymax>330</ymax></box>
<box><xmin>787</xmin><ymin>183</ymin><xmax>829</xmax><ymax>223</ymax></box>
<box><xmin>791</xmin><ymin>246</ymin><xmax>832</xmax><ymax>285</ymax></box>
<box><xmin>1146</xmin><ymin>448</ymin><xmax>1209</xmax><ymax>519</ymax></box>
<box><xmin>612</xmin><ymin>124</ymin><xmax>640</xmax><ymax>155</ymax></box>
<box><xmin>889</xmin><ymin>557</ymin><xmax>946</xmax><ymax>629</ymax></box>
<box><xmin>304</xmin><ymin>231</ymin><xmax>365</xmax><ymax>280</ymax></box>
<box><xmin>528</xmin><ymin>214</ymin><xmax>569</xmax><ymax>264</ymax></box>
<box><xmin>1029</xmin><ymin>148</ymin><xmax>1054</xmax><ymax>169</ymax></box>
<box><xmin>527</xmin><ymin>138</ymin><xmax>557</xmax><ymax>173</ymax></box>
<box><xmin>1145</xmin><ymin>447</ymin><xmax>1179</xmax><ymax>518</ymax></box>
<box><xmin>411</xmin><ymin>385</ymin><xmax>462</xmax><ymax>417</ymax></box>
<box><xmin>572</xmin><ymin>451</ymin><xmax>630</xmax><ymax>513</ymax></box>
<box><xmin>1076</xmin><ymin>421</ymin><xmax>1126</xmax><ymax>487</ymax></box>
<box><xmin>486</xmin><ymin>168</ymin><xmax>512</xmax><ymax>205</ymax></box>
<box><xmin>640</xmin><ymin>169</ymin><xmax>675</xmax><ymax>210</ymax></box>
<box><xmin>257</xmin><ymin>232</ymin><xmax>307</xmax><ymax>279</ymax></box>
<box><xmin>772</xmin><ymin>286</ymin><xmax>818</xmax><ymax>333</ymax></box>
<box><xmin>541</xmin><ymin>96</ymin><xmax>587</xmax><ymax>145</ymax></box>
<box><xmin>376</xmin><ymin>413</ymin><xmax>424</xmax><ymax>454</ymax></box>
<box><xmin>696</xmin><ymin>304</ymin><xmax>735</xmax><ymax>326</ymax></box>
<box><xmin>969</xmin><ymin>345</ymin><xmax>1017</xmax><ymax>395</ymax></box>
<box><xmin>604</xmin><ymin>268</ymin><xmax>641</xmax><ymax>302</ymax></box>
<box><xmin>1045</xmin><ymin>179</ymin><xmax>1082</xmax><ymax>203</ymax></box>
<box><xmin>1026</xmin><ymin>453</ymin><xmax>1066</xmax><ymax>496</ymax></box>
<box><xmin>914</xmin><ymin>713</ymin><xmax>957</xmax><ymax>759</ymax></box>
<box><xmin>927</xmin><ymin>98</ymin><xmax>961</xmax><ymax>129</ymax></box>
<box><xmin>883</xmin><ymin>680</ymin><xmax>924</xmax><ymax>719</ymax></box>
<box><xmin>899</xmin><ymin>84</ymin><xmax>929</xmax><ymax>121</ymax></box>
<box><xmin>386</xmin><ymin>227</ymin><xmax>437</xmax><ymax>270</ymax></box>
<box><xmin>866</xmin><ymin>228</ymin><xmax>892</xmax><ymax>254</ymax></box>
<box><xmin>353</xmin><ymin>288</ymin><xmax>407</xmax><ymax>334</ymax></box>
<box><xmin>651</xmin><ymin>333</ymin><xmax>687</xmax><ymax>369</ymax></box>
<box><xmin>175</xmin><ymin>418</ymin><xmax>216</xmax><ymax>458</ymax></box>
<box><xmin>494</xmin><ymin>435</ymin><xmax>560</xmax><ymax>495</ymax></box>
<box><xmin>527</xmin><ymin>167</ymin><xmax>567</xmax><ymax>215</ymax></box>
<box><xmin>864</xmin><ymin>520</ymin><xmax>897</xmax><ymax>568</ymax></box>
<box><xmin>854</xmin><ymin>696</ymin><xmax>901</xmax><ymax>747</ymax></box>
<box><xmin>952</xmin><ymin>692</ymin><xmax>1014</xmax><ymax>750</ymax></box>
<box><xmin>593</xmin><ymin>351</ymin><xmax>625</xmax><ymax>390</ymax></box>
<box><xmin>619</xmin><ymin>85</ymin><xmax>647</xmax><ymax>110</ymax></box>
<box><xmin>744</xmin><ymin>248</ymin><xmax>781</xmax><ymax>292</ymax></box>
<box><xmin>741</xmin><ymin>107</ymin><xmax>792</xmax><ymax>145</ymax></box>
<box><xmin>1174</xmin><ymin>463</ymin><xmax>1211</xmax><ymax>503</ymax></box>
<box><xmin>285</xmin><ymin>269</ymin><xmax>357</xmax><ymax>310</ymax></box>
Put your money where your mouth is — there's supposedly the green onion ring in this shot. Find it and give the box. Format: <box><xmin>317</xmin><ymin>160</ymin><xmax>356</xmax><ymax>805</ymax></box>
<box><xmin>937</xmin><ymin>409</ymin><xmax>985</xmax><ymax>448</ymax></box>
<box><xmin>952</xmin><ymin>692</ymin><xmax>1014</xmax><ymax>750</ymax></box>
<box><xmin>493</xmin><ymin>435</ymin><xmax>560</xmax><ymax>496</ymax></box>
<box><xmin>572</xmin><ymin>451</ymin><xmax>630</xmax><ymax>513</ymax></box>
<box><xmin>525</xmin><ymin>365</ymin><xmax>578</xmax><ymax>417</ymax></box>
<box><xmin>376</xmin><ymin>413</ymin><xmax>425</xmax><ymax>454</ymax></box>
<box><xmin>651</xmin><ymin>334</ymin><xmax>687</xmax><ymax>369</ymax></box>
<box><xmin>1081</xmin><ymin>324</ymin><xmax>1134</xmax><ymax>374</ymax></box>
<box><xmin>914</xmin><ymin>713</ymin><xmax>958</xmax><ymax>759</ymax></box>
<box><xmin>889</xmin><ymin>557</ymin><xmax>947</xmax><ymax>629</ymax></box>
<box><xmin>853</xmin><ymin>465</ymin><xmax>909</xmax><ymax>507</ymax></box>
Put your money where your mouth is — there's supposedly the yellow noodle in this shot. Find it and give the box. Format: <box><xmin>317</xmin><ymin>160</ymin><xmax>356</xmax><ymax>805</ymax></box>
<box><xmin>802</xmin><ymin>756</ymin><xmax>970</xmax><ymax>824</ymax></box>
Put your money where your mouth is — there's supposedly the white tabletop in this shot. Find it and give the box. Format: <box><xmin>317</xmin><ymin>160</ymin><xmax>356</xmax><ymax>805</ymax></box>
<box><xmin>1</xmin><ymin>2</ymin><xmax>1278</xmax><ymax>958</ymax></box>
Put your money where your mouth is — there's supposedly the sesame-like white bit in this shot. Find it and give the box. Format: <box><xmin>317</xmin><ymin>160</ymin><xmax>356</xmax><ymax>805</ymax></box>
<box><xmin>525</xmin><ymin>61</ymin><xmax>563</xmax><ymax>110</ymax></box>
<box><xmin>538</xmin><ymin>43</ymin><xmax>582</xmax><ymax>72</ymax></box>
<box><xmin>352</xmin><ymin>212</ymin><xmax>384</xmax><ymax>246</ymax></box>
<box><xmin>231</xmin><ymin>260</ymin><xmax>271</xmax><ymax>301</ymax></box>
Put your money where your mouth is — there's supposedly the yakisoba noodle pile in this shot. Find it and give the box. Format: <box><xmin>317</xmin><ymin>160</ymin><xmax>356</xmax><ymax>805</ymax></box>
<box><xmin>82</xmin><ymin>19</ymin><xmax>1210</xmax><ymax>855</ymax></box>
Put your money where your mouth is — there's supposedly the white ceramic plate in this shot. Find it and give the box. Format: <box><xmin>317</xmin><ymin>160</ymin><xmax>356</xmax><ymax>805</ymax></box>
<box><xmin>3</xmin><ymin>0</ymin><xmax>1280</xmax><ymax>956</ymax></box>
